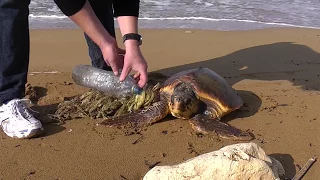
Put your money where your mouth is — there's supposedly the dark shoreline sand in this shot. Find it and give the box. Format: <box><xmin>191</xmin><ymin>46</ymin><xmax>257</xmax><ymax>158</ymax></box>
<box><xmin>0</xmin><ymin>27</ymin><xmax>319</xmax><ymax>179</ymax></box>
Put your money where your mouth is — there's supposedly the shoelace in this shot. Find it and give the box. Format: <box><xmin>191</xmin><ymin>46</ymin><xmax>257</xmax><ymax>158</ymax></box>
<box><xmin>17</xmin><ymin>99</ymin><xmax>39</xmax><ymax>118</ymax></box>
<box><xmin>0</xmin><ymin>99</ymin><xmax>39</xmax><ymax>123</ymax></box>
<box><xmin>10</xmin><ymin>99</ymin><xmax>39</xmax><ymax>121</ymax></box>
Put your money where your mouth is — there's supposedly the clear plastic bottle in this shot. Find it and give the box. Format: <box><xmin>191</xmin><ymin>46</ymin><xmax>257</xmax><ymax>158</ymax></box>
<box><xmin>72</xmin><ymin>64</ymin><xmax>143</xmax><ymax>98</ymax></box>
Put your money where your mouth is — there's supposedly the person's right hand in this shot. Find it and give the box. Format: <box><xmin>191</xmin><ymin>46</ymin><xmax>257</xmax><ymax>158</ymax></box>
<box><xmin>98</xmin><ymin>37</ymin><xmax>148</xmax><ymax>88</ymax></box>
<box><xmin>99</xmin><ymin>38</ymin><xmax>123</xmax><ymax>76</ymax></box>
<box><xmin>119</xmin><ymin>45</ymin><xmax>148</xmax><ymax>88</ymax></box>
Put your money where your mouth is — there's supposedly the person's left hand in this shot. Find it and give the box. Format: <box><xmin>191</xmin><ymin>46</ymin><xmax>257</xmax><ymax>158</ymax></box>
<box><xmin>119</xmin><ymin>43</ymin><xmax>148</xmax><ymax>88</ymax></box>
<box><xmin>117</xmin><ymin>47</ymin><xmax>126</xmax><ymax>69</ymax></box>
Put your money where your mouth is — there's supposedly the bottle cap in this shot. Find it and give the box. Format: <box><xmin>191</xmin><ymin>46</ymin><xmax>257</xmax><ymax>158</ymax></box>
<box><xmin>132</xmin><ymin>85</ymin><xmax>143</xmax><ymax>95</ymax></box>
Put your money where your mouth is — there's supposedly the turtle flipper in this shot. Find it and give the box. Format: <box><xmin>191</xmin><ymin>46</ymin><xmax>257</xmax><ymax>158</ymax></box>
<box><xmin>189</xmin><ymin>114</ymin><xmax>254</xmax><ymax>141</ymax></box>
<box><xmin>100</xmin><ymin>101</ymin><xmax>169</xmax><ymax>128</ymax></box>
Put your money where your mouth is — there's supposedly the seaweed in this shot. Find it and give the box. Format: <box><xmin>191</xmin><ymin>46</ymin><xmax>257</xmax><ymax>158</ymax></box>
<box><xmin>49</xmin><ymin>72</ymin><xmax>168</xmax><ymax>122</ymax></box>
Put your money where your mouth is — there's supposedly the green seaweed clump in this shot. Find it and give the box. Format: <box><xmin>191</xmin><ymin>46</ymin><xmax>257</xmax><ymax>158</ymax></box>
<box><xmin>50</xmin><ymin>82</ymin><xmax>161</xmax><ymax>122</ymax></box>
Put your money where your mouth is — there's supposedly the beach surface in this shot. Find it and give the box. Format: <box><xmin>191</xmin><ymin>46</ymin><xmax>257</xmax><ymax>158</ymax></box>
<box><xmin>0</xmin><ymin>27</ymin><xmax>319</xmax><ymax>179</ymax></box>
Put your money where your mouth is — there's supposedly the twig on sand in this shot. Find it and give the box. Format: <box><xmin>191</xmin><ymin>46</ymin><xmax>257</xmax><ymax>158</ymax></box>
<box><xmin>29</xmin><ymin>71</ymin><xmax>60</xmax><ymax>75</ymax></box>
<box><xmin>292</xmin><ymin>156</ymin><xmax>317</xmax><ymax>180</ymax></box>
<box><xmin>132</xmin><ymin>135</ymin><xmax>143</xmax><ymax>145</ymax></box>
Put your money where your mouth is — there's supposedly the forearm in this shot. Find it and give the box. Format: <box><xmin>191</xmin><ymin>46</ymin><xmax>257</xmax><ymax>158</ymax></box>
<box><xmin>117</xmin><ymin>16</ymin><xmax>138</xmax><ymax>35</ymax></box>
<box><xmin>117</xmin><ymin>16</ymin><xmax>140</xmax><ymax>47</ymax></box>
<box><xmin>113</xmin><ymin>0</ymin><xmax>140</xmax><ymax>47</ymax></box>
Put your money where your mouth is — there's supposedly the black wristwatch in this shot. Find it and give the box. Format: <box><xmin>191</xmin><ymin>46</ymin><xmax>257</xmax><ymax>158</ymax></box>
<box><xmin>123</xmin><ymin>33</ymin><xmax>142</xmax><ymax>45</ymax></box>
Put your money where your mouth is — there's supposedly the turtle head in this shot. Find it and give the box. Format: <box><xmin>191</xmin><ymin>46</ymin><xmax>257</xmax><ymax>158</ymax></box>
<box><xmin>168</xmin><ymin>83</ymin><xmax>199</xmax><ymax>119</ymax></box>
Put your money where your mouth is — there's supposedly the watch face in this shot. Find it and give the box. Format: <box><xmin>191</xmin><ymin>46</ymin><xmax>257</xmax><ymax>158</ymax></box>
<box><xmin>139</xmin><ymin>37</ymin><xmax>142</xmax><ymax>45</ymax></box>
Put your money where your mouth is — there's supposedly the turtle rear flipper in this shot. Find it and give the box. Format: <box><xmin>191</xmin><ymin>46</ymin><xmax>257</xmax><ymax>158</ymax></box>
<box><xmin>100</xmin><ymin>101</ymin><xmax>169</xmax><ymax>128</ymax></box>
<box><xmin>189</xmin><ymin>114</ymin><xmax>254</xmax><ymax>141</ymax></box>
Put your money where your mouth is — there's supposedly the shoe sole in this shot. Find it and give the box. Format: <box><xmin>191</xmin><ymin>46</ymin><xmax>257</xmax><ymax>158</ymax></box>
<box><xmin>6</xmin><ymin>128</ymin><xmax>45</xmax><ymax>139</ymax></box>
<box><xmin>23</xmin><ymin>128</ymin><xmax>45</xmax><ymax>139</ymax></box>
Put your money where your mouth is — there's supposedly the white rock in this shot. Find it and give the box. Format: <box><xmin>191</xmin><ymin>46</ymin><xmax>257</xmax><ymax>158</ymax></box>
<box><xmin>143</xmin><ymin>142</ymin><xmax>285</xmax><ymax>180</ymax></box>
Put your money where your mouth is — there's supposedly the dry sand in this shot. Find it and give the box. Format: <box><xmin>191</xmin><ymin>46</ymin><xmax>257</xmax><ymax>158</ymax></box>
<box><xmin>0</xmin><ymin>27</ymin><xmax>319</xmax><ymax>179</ymax></box>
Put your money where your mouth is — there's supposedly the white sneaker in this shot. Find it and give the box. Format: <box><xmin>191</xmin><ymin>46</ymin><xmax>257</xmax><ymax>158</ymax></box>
<box><xmin>0</xmin><ymin>99</ymin><xmax>44</xmax><ymax>139</ymax></box>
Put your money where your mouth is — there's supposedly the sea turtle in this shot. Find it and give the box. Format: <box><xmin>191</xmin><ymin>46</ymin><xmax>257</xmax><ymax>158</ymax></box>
<box><xmin>100</xmin><ymin>67</ymin><xmax>254</xmax><ymax>140</ymax></box>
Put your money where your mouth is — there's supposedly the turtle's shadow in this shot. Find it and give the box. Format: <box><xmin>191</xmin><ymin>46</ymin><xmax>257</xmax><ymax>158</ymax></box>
<box><xmin>221</xmin><ymin>89</ymin><xmax>261</xmax><ymax>122</ymax></box>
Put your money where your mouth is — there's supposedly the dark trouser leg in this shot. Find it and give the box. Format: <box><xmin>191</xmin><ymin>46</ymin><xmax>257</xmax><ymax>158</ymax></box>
<box><xmin>0</xmin><ymin>0</ymin><xmax>31</xmax><ymax>104</ymax></box>
<box><xmin>84</xmin><ymin>0</ymin><xmax>115</xmax><ymax>71</ymax></box>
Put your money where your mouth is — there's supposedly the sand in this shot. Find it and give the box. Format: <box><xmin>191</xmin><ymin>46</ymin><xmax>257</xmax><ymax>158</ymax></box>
<box><xmin>0</xmin><ymin>27</ymin><xmax>319</xmax><ymax>179</ymax></box>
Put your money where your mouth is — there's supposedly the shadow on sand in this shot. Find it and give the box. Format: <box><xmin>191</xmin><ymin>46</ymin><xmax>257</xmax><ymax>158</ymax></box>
<box><xmin>270</xmin><ymin>153</ymin><xmax>296</xmax><ymax>178</ymax></box>
<box><xmin>25</xmin><ymin>86</ymin><xmax>67</xmax><ymax>137</ymax></box>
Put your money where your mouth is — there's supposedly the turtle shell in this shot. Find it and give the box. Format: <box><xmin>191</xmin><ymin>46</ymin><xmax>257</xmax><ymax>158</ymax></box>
<box><xmin>160</xmin><ymin>67</ymin><xmax>243</xmax><ymax>114</ymax></box>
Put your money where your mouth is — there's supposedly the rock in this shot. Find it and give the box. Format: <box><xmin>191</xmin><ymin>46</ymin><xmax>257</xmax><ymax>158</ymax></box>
<box><xmin>143</xmin><ymin>142</ymin><xmax>285</xmax><ymax>180</ymax></box>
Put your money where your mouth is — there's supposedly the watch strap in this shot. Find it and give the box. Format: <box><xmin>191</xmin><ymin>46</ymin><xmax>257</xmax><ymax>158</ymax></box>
<box><xmin>122</xmin><ymin>33</ymin><xmax>142</xmax><ymax>45</ymax></box>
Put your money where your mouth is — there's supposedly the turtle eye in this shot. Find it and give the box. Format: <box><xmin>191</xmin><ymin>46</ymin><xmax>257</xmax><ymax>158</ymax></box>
<box><xmin>171</xmin><ymin>95</ymin><xmax>183</xmax><ymax>103</ymax></box>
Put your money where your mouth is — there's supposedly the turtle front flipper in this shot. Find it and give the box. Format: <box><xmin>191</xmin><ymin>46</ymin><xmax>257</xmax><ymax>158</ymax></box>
<box><xmin>189</xmin><ymin>114</ymin><xmax>254</xmax><ymax>141</ymax></box>
<box><xmin>100</xmin><ymin>101</ymin><xmax>169</xmax><ymax>128</ymax></box>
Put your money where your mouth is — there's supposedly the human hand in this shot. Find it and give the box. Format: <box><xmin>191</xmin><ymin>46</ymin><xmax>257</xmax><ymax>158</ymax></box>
<box><xmin>99</xmin><ymin>38</ymin><xmax>125</xmax><ymax>76</ymax></box>
<box><xmin>119</xmin><ymin>43</ymin><xmax>148</xmax><ymax>88</ymax></box>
